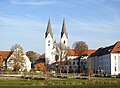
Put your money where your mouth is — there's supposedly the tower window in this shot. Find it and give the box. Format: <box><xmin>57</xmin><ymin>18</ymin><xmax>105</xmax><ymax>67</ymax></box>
<box><xmin>48</xmin><ymin>40</ymin><xmax>50</xmax><ymax>43</ymax></box>
<box><xmin>64</xmin><ymin>40</ymin><xmax>65</xmax><ymax>44</ymax></box>
<box><xmin>48</xmin><ymin>44</ymin><xmax>50</xmax><ymax>46</ymax></box>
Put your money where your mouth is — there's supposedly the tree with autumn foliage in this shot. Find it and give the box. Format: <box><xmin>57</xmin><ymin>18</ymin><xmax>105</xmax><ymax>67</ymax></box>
<box><xmin>0</xmin><ymin>56</ymin><xmax>3</xmax><ymax>71</ymax></box>
<box><xmin>26</xmin><ymin>51</ymin><xmax>36</xmax><ymax>61</ymax></box>
<box><xmin>34</xmin><ymin>63</ymin><xmax>47</xmax><ymax>74</ymax></box>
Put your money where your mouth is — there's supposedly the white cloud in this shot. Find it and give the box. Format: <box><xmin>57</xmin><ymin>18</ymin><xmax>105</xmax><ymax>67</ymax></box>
<box><xmin>10</xmin><ymin>0</ymin><xmax>56</xmax><ymax>6</ymax></box>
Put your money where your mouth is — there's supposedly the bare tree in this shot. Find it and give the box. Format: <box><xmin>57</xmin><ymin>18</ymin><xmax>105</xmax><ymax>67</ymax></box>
<box><xmin>0</xmin><ymin>56</ymin><xmax>3</xmax><ymax>71</ymax></box>
<box><xmin>72</xmin><ymin>41</ymin><xmax>88</xmax><ymax>74</ymax></box>
<box><xmin>53</xmin><ymin>41</ymin><xmax>69</xmax><ymax>76</ymax></box>
<box><xmin>8</xmin><ymin>44</ymin><xmax>25</xmax><ymax>72</ymax></box>
<box><xmin>87</xmin><ymin>59</ymin><xmax>93</xmax><ymax>80</ymax></box>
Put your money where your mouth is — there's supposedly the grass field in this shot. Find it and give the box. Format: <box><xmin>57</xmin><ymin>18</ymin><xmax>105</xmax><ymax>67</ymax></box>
<box><xmin>0</xmin><ymin>77</ymin><xmax>120</xmax><ymax>88</ymax></box>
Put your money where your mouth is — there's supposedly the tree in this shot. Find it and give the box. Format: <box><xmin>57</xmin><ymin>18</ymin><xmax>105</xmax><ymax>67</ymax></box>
<box><xmin>53</xmin><ymin>41</ymin><xmax>69</xmax><ymax>76</ymax></box>
<box><xmin>8</xmin><ymin>44</ymin><xmax>25</xmax><ymax>71</ymax></box>
<box><xmin>0</xmin><ymin>56</ymin><xmax>3</xmax><ymax>71</ymax></box>
<box><xmin>34</xmin><ymin>63</ymin><xmax>47</xmax><ymax>74</ymax></box>
<box><xmin>26</xmin><ymin>51</ymin><xmax>36</xmax><ymax>61</ymax></box>
<box><xmin>72</xmin><ymin>41</ymin><xmax>88</xmax><ymax>73</ymax></box>
<box><xmin>87</xmin><ymin>59</ymin><xmax>93</xmax><ymax>80</ymax></box>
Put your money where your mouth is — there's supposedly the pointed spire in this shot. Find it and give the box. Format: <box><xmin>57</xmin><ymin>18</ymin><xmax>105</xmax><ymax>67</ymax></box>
<box><xmin>45</xmin><ymin>18</ymin><xmax>53</xmax><ymax>38</ymax></box>
<box><xmin>61</xmin><ymin>18</ymin><xmax>68</xmax><ymax>38</ymax></box>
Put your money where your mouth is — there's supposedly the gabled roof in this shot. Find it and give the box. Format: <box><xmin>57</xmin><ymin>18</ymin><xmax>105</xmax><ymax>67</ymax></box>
<box><xmin>111</xmin><ymin>41</ymin><xmax>120</xmax><ymax>53</ymax></box>
<box><xmin>89</xmin><ymin>41</ymin><xmax>120</xmax><ymax>57</ymax></box>
<box><xmin>61</xmin><ymin>18</ymin><xmax>68</xmax><ymax>38</ymax></box>
<box><xmin>45</xmin><ymin>18</ymin><xmax>53</xmax><ymax>38</ymax></box>
<box><xmin>0</xmin><ymin>51</ymin><xmax>13</xmax><ymax>60</ymax></box>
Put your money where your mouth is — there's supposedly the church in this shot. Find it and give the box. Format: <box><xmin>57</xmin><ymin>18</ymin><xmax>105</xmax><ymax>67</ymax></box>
<box><xmin>35</xmin><ymin>18</ymin><xmax>96</xmax><ymax>73</ymax></box>
<box><xmin>45</xmin><ymin>18</ymin><xmax>68</xmax><ymax>65</ymax></box>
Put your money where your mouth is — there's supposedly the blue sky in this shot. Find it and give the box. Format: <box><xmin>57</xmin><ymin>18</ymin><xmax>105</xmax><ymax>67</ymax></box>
<box><xmin>0</xmin><ymin>0</ymin><xmax>120</xmax><ymax>54</ymax></box>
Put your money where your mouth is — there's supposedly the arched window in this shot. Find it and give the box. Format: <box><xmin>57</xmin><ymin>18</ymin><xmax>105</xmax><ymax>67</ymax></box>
<box><xmin>64</xmin><ymin>40</ymin><xmax>65</xmax><ymax>44</ymax></box>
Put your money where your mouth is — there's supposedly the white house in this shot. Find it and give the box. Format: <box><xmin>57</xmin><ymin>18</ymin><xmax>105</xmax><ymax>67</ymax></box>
<box><xmin>88</xmin><ymin>41</ymin><xmax>120</xmax><ymax>76</ymax></box>
<box><xmin>6</xmin><ymin>48</ymin><xmax>31</xmax><ymax>72</ymax></box>
<box><xmin>63</xmin><ymin>49</ymin><xmax>96</xmax><ymax>73</ymax></box>
<box><xmin>0</xmin><ymin>48</ymin><xmax>31</xmax><ymax>72</ymax></box>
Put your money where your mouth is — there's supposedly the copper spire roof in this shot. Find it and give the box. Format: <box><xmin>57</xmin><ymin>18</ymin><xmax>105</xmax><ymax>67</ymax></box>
<box><xmin>45</xmin><ymin>18</ymin><xmax>53</xmax><ymax>38</ymax></box>
<box><xmin>61</xmin><ymin>18</ymin><xmax>68</xmax><ymax>38</ymax></box>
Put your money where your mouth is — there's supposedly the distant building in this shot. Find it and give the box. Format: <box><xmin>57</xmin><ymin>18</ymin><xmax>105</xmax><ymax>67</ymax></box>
<box><xmin>0</xmin><ymin>48</ymin><xmax>31</xmax><ymax>72</ymax></box>
<box><xmin>45</xmin><ymin>18</ymin><xmax>68</xmax><ymax>65</ymax></box>
<box><xmin>36</xmin><ymin>49</ymin><xmax>96</xmax><ymax>73</ymax></box>
<box><xmin>89</xmin><ymin>41</ymin><xmax>120</xmax><ymax>76</ymax></box>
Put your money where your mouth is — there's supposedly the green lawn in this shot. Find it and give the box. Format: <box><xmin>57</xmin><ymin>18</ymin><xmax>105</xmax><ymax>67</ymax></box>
<box><xmin>0</xmin><ymin>77</ymin><xmax>120</xmax><ymax>88</ymax></box>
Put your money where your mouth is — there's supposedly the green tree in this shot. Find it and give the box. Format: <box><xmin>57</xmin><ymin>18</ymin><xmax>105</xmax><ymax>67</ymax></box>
<box><xmin>72</xmin><ymin>41</ymin><xmax>88</xmax><ymax>74</ymax></box>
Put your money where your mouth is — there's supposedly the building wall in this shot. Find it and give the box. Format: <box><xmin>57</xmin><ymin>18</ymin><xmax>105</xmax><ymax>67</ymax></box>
<box><xmin>111</xmin><ymin>54</ymin><xmax>120</xmax><ymax>75</ymax></box>
<box><xmin>45</xmin><ymin>33</ymin><xmax>54</xmax><ymax>64</ymax></box>
<box><xmin>89</xmin><ymin>53</ymin><xmax>120</xmax><ymax>76</ymax></box>
<box><xmin>60</xmin><ymin>33</ymin><xmax>68</xmax><ymax>48</ymax></box>
<box><xmin>7</xmin><ymin>52</ymin><xmax>31</xmax><ymax>72</ymax></box>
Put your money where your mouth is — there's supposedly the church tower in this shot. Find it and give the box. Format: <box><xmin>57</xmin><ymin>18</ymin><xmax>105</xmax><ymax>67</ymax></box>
<box><xmin>45</xmin><ymin>18</ymin><xmax>54</xmax><ymax>65</ymax></box>
<box><xmin>60</xmin><ymin>18</ymin><xmax>68</xmax><ymax>49</ymax></box>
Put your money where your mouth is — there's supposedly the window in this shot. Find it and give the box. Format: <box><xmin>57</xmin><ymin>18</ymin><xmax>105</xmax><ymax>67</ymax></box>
<box><xmin>115</xmin><ymin>56</ymin><xmax>116</xmax><ymax>60</ymax></box>
<box><xmin>115</xmin><ymin>66</ymin><xmax>117</xmax><ymax>71</ymax></box>
<box><xmin>64</xmin><ymin>40</ymin><xmax>65</xmax><ymax>44</ymax></box>
<box><xmin>48</xmin><ymin>40</ymin><xmax>50</xmax><ymax>43</ymax></box>
<box><xmin>73</xmin><ymin>62</ymin><xmax>75</xmax><ymax>65</ymax></box>
<box><xmin>48</xmin><ymin>44</ymin><xmax>50</xmax><ymax>46</ymax></box>
<box><xmin>69</xmin><ymin>66</ymin><xmax>72</xmax><ymax>69</ymax></box>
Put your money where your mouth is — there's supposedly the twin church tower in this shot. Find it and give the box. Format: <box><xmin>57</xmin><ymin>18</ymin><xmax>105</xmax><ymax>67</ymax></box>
<box><xmin>45</xmin><ymin>18</ymin><xmax>68</xmax><ymax>65</ymax></box>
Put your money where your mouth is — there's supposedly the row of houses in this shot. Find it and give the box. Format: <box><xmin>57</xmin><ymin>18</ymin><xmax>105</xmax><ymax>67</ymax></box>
<box><xmin>1</xmin><ymin>40</ymin><xmax>120</xmax><ymax>77</ymax></box>
<box><xmin>36</xmin><ymin>49</ymin><xmax>96</xmax><ymax>73</ymax></box>
<box><xmin>35</xmin><ymin>41</ymin><xmax>120</xmax><ymax>77</ymax></box>
<box><xmin>89</xmin><ymin>41</ymin><xmax>120</xmax><ymax>76</ymax></box>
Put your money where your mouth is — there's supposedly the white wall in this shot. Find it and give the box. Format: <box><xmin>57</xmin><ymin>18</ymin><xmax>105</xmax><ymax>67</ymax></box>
<box><xmin>45</xmin><ymin>33</ymin><xmax>54</xmax><ymax>64</ymax></box>
<box><xmin>111</xmin><ymin>54</ymin><xmax>120</xmax><ymax>75</ymax></box>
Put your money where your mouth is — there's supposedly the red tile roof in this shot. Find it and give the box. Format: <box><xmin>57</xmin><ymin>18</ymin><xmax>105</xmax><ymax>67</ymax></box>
<box><xmin>111</xmin><ymin>41</ymin><xmax>120</xmax><ymax>53</ymax></box>
<box><xmin>67</xmin><ymin>49</ymin><xmax>96</xmax><ymax>56</ymax></box>
<box><xmin>67</xmin><ymin>49</ymin><xmax>78</xmax><ymax>56</ymax></box>
<box><xmin>35</xmin><ymin>49</ymin><xmax>96</xmax><ymax>64</ymax></box>
<box><xmin>0</xmin><ymin>51</ymin><xmax>13</xmax><ymax>60</ymax></box>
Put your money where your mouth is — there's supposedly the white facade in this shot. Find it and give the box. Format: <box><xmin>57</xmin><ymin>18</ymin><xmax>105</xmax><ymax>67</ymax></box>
<box><xmin>45</xmin><ymin>33</ymin><xmax>54</xmax><ymax>65</ymax></box>
<box><xmin>111</xmin><ymin>54</ymin><xmax>120</xmax><ymax>75</ymax></box>
<box><xmin>89</xmin><ymin>41</ymin><xmax>120</xmax><ymax>76</ymax></box>
<box><xmin>7</xmin><ymin>48</ymin><xmax>31</xmax><ymax>72</ymax></box>
<box><xmin>60</xmin><ymin>33</ymin><xmax>68</xmax><ymax>48</ymax></box>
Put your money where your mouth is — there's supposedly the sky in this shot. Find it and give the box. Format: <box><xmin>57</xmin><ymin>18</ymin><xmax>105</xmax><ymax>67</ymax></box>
<box><xmin>0</xmin><ymin>0</ymin><xmax>120</xmax><ymax>54</ymax></box>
